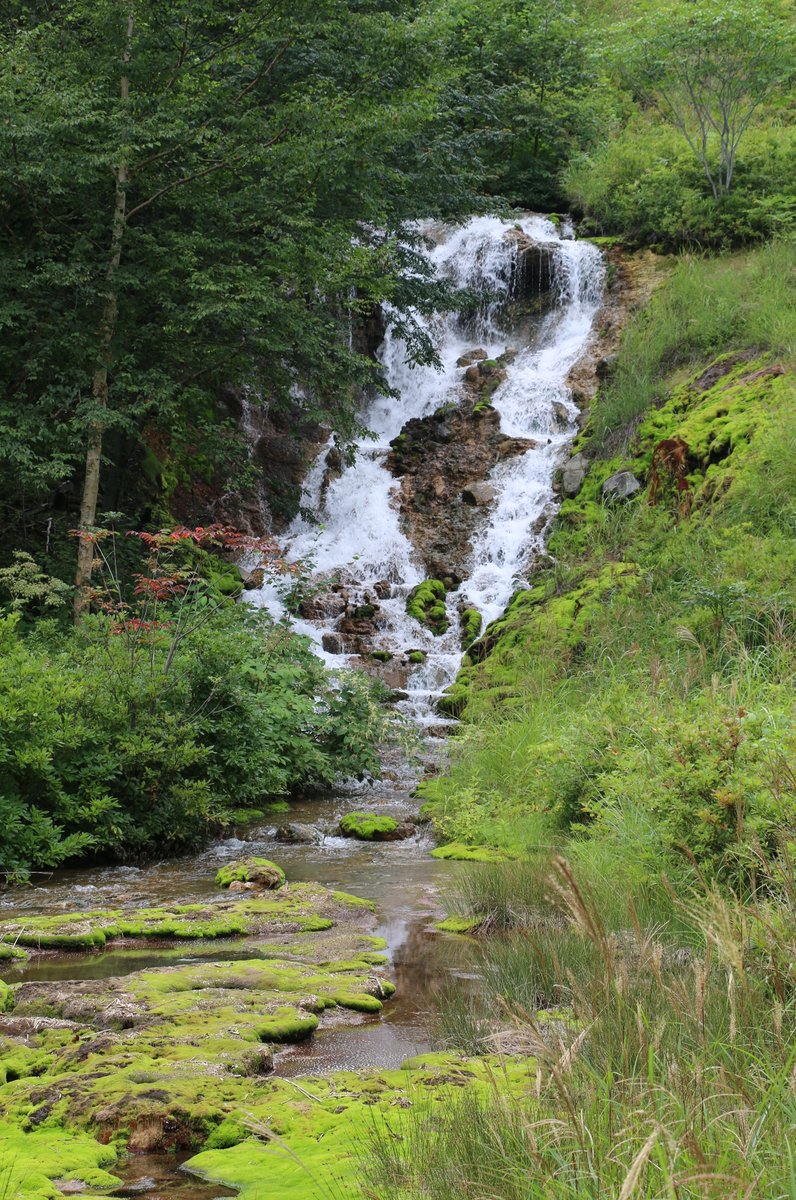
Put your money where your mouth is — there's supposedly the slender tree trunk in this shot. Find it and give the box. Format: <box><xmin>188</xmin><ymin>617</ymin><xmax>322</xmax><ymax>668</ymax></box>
<box><xmin>74</xmin><ymin>10</ymin><xmax>134</xmax><ymax>620</ymax></box>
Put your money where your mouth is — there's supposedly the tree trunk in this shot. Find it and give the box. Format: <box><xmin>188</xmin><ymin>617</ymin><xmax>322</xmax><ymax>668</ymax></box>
<box><xmin>74</xmin><ymin>10</ymin><xmax>134</xmax><ymax>620</ymax></box>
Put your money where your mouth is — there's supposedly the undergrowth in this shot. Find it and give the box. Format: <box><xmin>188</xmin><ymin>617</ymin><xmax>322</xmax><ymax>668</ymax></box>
<box><xmin>366</xmin><ymin>854</ymin><xmax>796</xmax><ymax>1199</ymax></box>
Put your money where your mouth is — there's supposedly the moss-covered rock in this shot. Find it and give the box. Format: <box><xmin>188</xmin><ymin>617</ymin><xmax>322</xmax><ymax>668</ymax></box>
<box><xmin>339</xmin><ymin>812</ymin><xmax>401</xmax><ymax>841</ymax></box>
<box><xmin>215</xmin><ymin>858</ymin><xmax>286</xmax><ymax>890</ymax></box>
<box><xmin>406</xmin><ymin>579</ymin><xmax>449</xmax><ymax>636</ymax></box>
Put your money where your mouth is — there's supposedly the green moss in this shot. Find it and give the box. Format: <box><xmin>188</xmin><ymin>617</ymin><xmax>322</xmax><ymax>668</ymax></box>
<box><xmin>435</xmin><ymin>916</ymin><xmax>482</xmax><ymax>934</ymax></box>
<box><xmin>430</xmin><ymin>842</ymin><xmax>514</xmax><ymax>863</ymax></box>
<box><xmin>0</xmin><ymin>1122</ymin><xmax>121</xmax><ymax>1199</ymax></box>
<box><xmin>369</xmin><ymin>650</ymin><xmax>393</xmax><ymax>662</ymax></box>
<box><xmin>331</xmin><ymin>890</ymin><xmax>376</xmax><ymax>910</ymax></box>
<box><xmin>407</xmin><ymin>650</ymin><xmax>427</xmax><ymax>664</ymax></box>
<box><xmin>0</xmin><ymin>942</ymin><xmax>27</xmax><ymax>962</ymax></box>
<box><xmin>184</xmin><ymin>1057</ymin><xmax>532</xmax><ymax>1200</ymax></box>
<box><xmin>339</xmin><ymin>812</ymin><xmax>399</xmax><ymax>841</ymax></box>
<box><xmin>459</xmin><ymin>608</ymin><xmax>482</xmax><ymax>648</ymax></box>
<box><xmin>406</xmin><ymin>579</ymin><xmax>449</xmax><ymax>636</ymax></box>
<box><xmin>215</xmin><ymin>858</ymin><xmax>286</xmax><ymax>889</ymax></box>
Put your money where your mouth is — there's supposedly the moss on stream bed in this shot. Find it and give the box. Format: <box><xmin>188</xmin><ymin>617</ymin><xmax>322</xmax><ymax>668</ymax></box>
<box><xmin>0</xmin><ymin>866</ymin><xmax>526</xmax><ymax>1200</ymax></box>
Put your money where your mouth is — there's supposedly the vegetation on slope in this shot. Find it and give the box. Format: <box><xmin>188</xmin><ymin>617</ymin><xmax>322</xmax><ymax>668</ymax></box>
<box><xmin>424</xmin><ymin>241</ymin><xmax>796</xmax><ymax>889</ymax></box>
<box><xmin>365</xmin><ymin>239</ymin><xmax>796</xmax><ymax>1200</ymax></box>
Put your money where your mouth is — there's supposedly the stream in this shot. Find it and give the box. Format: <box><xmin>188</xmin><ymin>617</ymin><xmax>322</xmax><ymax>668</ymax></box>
<box><xmin>0</xmin><ymin>215</ymin><xmax>604</xmax><ymax>1197</ymax></box>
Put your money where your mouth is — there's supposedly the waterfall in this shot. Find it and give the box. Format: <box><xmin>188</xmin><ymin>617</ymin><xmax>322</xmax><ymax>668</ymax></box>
<box><xmin>251</xmin><ymin>215</ymin><xmax>604</xmax><ymax>723</ymax></box>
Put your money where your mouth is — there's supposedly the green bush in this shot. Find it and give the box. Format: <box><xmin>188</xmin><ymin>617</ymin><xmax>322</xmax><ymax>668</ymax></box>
<box><xmin>0</xmin><ymin>607</ymin><xmax>391</xmax><ymax>879</ymax></box>
<box><xmin>565</xmin><ymin>115</ymin><xmax>796</xmax><ymax>248</ymax></box>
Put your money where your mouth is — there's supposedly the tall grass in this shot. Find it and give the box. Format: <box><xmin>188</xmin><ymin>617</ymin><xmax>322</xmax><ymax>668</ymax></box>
<box><xmin>591</xmin><ymin>241</ymin><xmax>796</xmax><ymax>451</ymax></box>
<box><xmin>366</xmin><ymin>853</ymin><xmax>796</xmax><ymax>1199</ymax></box>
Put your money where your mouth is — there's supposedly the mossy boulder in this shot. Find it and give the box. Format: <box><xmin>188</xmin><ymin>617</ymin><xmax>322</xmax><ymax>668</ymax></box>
<box><xmin>406</xmin><ymin>578</ymin><xmax>449</xmax><ymax>636</ymax></box>
<box><xmin>339</xmin><ymin>812</ymin><xmax>406</xmax><ymax>841</ymax></box>
<box><xmin>215</xmin><ymin>858</ymin><xmax>286</xmax><ymax>890</ymax></box>
<box><xmin>407</xmin><ymin>649</ymin><xmax>427</xmax><ymax>664</ymax></box>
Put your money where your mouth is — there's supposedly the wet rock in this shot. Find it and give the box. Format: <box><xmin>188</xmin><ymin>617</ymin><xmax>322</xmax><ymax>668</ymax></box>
<box><xmin>110</xmin><ymin>1178</ymin><xmax>159</xmax><ymax>1196</ymax></box>
<box><xmin>602</xmin><ymin>470</ymin><xmax>642</xmax><ymax>501</ymax></box>
<box><xmin>503</xmin><ymin>227</ymin><xmax>555</xmax><ymax>295</ymax></box>
<box><xmin>322</xmin><ymin>632</ymin><xmax>343</xmax><ymax>654</ymax></box>
<box><xmin>373</xmin><ymin>579</ymin><xmax>392</xmax><ymax>599</ymax></box>
<box><xmin>456</xmin><ymin>348</ymin><xmax>487</xmax><ymax>367</ymax></box>
<box><xmin>387</xmin><ymin>404</ymin><xmax>535</xmax><ymax>579</ymax></box>
<box><xmin>239</xmin><ymin>566</ymin><xmax>265</xmax><ymax>590</ymax></box>
<box><xmin>461</xmin><ymin>482</ymin><xmax>496</xmax><ymax>506</ymax></box>
<box><xmin>275</xmin><ymin>823</ymin><xmax>321</xmax><ymax>845</ymax></box>
<box><xmin>561</xmin><ymin>453</ymin><xmax>589</xmax><ymax>497</ymax></box>
<box><xmin>551</xmin><ymin>400</ymin><xmax>571</xmax><ymax>431</ymax></box>
<box><xmin>596</xmin><ymin>354</ymin><xmax>618</xmax><ymax>379</ymax></box>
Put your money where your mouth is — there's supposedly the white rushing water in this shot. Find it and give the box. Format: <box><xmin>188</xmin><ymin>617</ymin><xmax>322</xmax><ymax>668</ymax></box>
<box><xmin>252</xmin><ymin>214</ymin><xmax>604</xmax><ymax>722</ymax></box>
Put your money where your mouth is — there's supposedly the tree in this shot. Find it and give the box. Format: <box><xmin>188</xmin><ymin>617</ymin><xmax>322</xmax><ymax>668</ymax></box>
<box><xmin>0</xmin><ymin>1</ymin><xmax>470</xmax><ymax>603</ymax></box>
<box><xmin>437</xmin><ymin>0</ymin><xmax>598</xmax><ymax>207</ymax></box>
<box><xmin>625</xmin><ymin>2</ymin><xmax>794</xmax><ymax>199</ymax></box>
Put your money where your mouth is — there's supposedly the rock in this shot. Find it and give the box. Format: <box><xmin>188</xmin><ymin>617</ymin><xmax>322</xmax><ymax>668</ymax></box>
<box><xmin>373</xmin><ymin>579</ymin><xmax>392</xmax><ymax>599</ymax></box>
<box><xmin>596</xmin><ymin>354</ymin><xmax>618</xmax><ymax>380</ymax></box>
<box><xmin>464</xmin><ymin>364</ymin><xmax>481</xmax><ymax>383</ymax></box>
<box><xmin>239</xmin><ymin>566</ymin><xmax>265</xmax><ymax>590</ymax></box>
<box><xmin>456</xmin><ymin>348</ymin><xmax>487</xmax><ymax>367</ymax></box>
<box><xmin>551</xmin><ymin>401</ymin><xmax>571</xmax><ymax>431</ymax></box>
<box><xmin>274</xmin><ymin>823</ymin><xmax>319</xmax><ymax>844</ymax></box>
<box><xmin>561</xmin><ymin>453</ymin><xmax>589</xmax><ymax>497</ymax></box>
<box><xmin>215</xmin><ymin>858</ymin><xmax>286</xmax><ymax>890</ymax></box>
<box><xmin>322</xmin><ymin>632</ymin><xmax>343</xmax><ymax>654</ymax></box>
<box><xmin>338</xmin><ymin>813</ymin><xmax>412</xmax><ymax>842</ymax></box>
<box><xmin>602</xmin><ymin>470</ymin><xmax>642</xmax><ymax>501</ymax></box>
<box><xmin>462</xmin><ymin>482</ymin><xmax>496</xmax><ymax>506</ymax></box>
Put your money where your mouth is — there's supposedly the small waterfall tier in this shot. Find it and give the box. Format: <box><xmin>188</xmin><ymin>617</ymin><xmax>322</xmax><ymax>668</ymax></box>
<box><xmin>252</xmin><ymin>214</ymin><xmax>605</xmax><ymax>725</ymax></box>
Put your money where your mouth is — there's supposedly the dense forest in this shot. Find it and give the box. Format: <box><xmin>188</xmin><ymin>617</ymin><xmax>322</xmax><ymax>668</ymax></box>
<box><xmin>1</xmin><ymin>0</ymin><xmax>796</xmax><ymax>1197</ymax></box>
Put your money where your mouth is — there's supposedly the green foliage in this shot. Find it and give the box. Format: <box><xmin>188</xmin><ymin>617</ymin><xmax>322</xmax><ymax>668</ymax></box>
<box><xmin>367</xmin><ymin>853</ymin><xmax>796</xmax><ymax>1198</ymax></box>
<box><xmin>0</xmin><ymin>604</ymin><xmax>393</xmax><ymax>878</ymax></box>
<box><xmin>586</xmin><ymin>241</ymin><xmax>796</xmax><ymax>451</ymax></box>
<box><xmin>0</xmin><ymin>0</ymin><xmax>479</xmax><ymax>556</ymax></box>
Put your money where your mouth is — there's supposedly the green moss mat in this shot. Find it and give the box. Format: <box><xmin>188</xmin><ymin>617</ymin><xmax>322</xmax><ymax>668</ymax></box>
<box><xmin>185</xmin><ymin>1056</ymin><xmax>534</xmax><ymax>1200</ymax></box>
<box><xmin>431</xmin><ymin>843</ymin><xmax>514</xmax><ymax>863</ymax></box>
<box><xmin>0</xmin><ymin>881</ymin><xmax>360</xmax><ymax>950</ymax></box>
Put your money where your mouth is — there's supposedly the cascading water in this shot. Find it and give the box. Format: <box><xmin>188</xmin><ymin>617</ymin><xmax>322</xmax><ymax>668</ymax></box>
<box><xmin>252</xmin><ymin>215</ymin><xmax>604</xmax><ymax>724</ymax></box>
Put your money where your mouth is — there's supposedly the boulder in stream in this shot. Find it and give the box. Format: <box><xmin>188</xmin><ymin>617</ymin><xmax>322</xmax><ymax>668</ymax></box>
<box><xmin>339</xmin><ymin>812</ymin><xmax>412</xmax><ymax>841</ymax></box>
<box><xmin>215</xmin><ymin>857</ymin><xmax>286</xmax><ymax>890</ymax></box>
